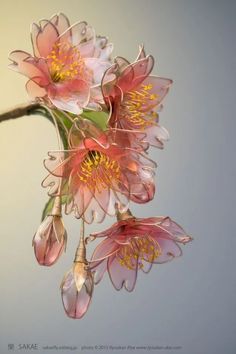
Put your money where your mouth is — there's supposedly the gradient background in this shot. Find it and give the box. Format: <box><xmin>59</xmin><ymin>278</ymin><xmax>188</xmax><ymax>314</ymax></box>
<box><xmin>0</xmin><ymin>1</ymin><xmax>235</xmax><ymax>353</ymax></box>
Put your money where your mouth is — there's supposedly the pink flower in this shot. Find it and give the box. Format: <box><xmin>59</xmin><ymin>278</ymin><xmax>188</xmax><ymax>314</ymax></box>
<box><xmin>33</xmin><ymin>214</ymin><xmax>67</xmax><ymax>266</ymax></box>
<box><xmin>102</xmin><ymin>47</ymin><xmax>172</xmax><ymax>149</ymax></box>
<box><xmin>61</xmin><ymin>262</ymin><xmax>94</xmax><ymax>319</ymax></box>
<box><xmin>9</xmin><ymin>13</ymin><xmax>113</xmax><ymax>114</ymax></box>
<box><xmin>42</xmin><ymin>119</ymin><xmax>156</xmax><ymax>223</ymax></box>
<box><xmin>89</xmin><ymin>215</ymin><xmax>192</xmax><ymax>291</ymax></box>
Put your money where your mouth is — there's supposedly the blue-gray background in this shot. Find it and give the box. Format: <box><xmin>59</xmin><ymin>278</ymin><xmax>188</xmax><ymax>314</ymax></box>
<box><xmin>0</xmin><ymin>1</ymin><xmax>235</xmax><ymax>353</ymax></box>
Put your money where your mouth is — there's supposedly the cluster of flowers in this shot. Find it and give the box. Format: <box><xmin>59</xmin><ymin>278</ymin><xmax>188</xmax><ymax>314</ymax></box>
<box><xmin>9</xmin><ymin>13</ymin><xmax>192</xmax><ymax>319</ymax></box>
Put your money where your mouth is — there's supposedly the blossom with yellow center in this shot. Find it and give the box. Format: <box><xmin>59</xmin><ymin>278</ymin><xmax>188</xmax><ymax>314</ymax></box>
<box><xmin>42</xmin><ymin>119</ymin><xmax>156</xmax><ymax>224</ymax></box>
<box><xmin>90</xmin><ymin>216</ymin><xmax>192</xmax><ymax>291</ymax></box>
<box><xmin>102</xmin><ymin>47</ymin><xmax>172</xmax><ymax>149</ymax></box>
<box><xmin>9</xmin><ymin>13</ymin><xmax>113</xmax><ymax>114</ymax></box>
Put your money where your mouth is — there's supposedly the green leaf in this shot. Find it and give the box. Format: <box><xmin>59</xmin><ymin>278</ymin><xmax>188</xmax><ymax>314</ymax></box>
<box><xmin>41</xmin><ymin>197</ymin><xmax>55</xmax><ymax>221</ymax></box>
<box><xmin>53</xmin><ymin>109</ymin><xmax>74</xmax><ymax>130</ymax></box>
<box><xmin>80</xmin><ymin>110</ymin><xmax>109</xmax><ymax>131</ymax></box>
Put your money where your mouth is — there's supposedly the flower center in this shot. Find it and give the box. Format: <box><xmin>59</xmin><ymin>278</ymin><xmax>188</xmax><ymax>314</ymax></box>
<box><xmin>47</xmin><ymin>42</ymin><xmax>85</xmax><ymax>82</ymax></box>
<box><xmin>117</xmin><ymin>236</ymin><xmax>161</xmax><ymax>270</ymax></box>
<box><xmin>121</xmin><ymin>84</ymin><xmax>159</xmax><ymax>129</ymax></box>
<box><xmin>77</xmin><ymin>150</ymin><xmax>121</xmax><ymax>192</ymax></box>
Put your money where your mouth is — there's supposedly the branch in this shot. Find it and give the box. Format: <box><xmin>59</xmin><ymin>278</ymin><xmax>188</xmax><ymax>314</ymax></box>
<box><xmin>0</xmin><ymin>102</ymin><xmax>70</xmax><ymax>150</ymax></box>
<box><xmin>0</xmin><ymin>102</ymin><xmax>43</xmax><ymax>123</ymax></box>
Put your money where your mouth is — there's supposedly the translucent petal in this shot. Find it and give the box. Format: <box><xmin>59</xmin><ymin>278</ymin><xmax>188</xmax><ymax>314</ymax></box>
<box><xmin>8</xmin><ymin>51</ymin><xmax>49</xmax><ymax>82</ymax></box>
<box><xmin>91</xmin><ymin>238</ymin><xmax>119</xmax><ymax>263</ymax></box>
<box><xmin>152</xmin><ymin>238</ymin><xmax>182</xmax><ymax>264</ymax></box>
<box><xmin>61</xmin><ymin>270</ymin><xmax>93</xmax><ymax>319</ymax></box>
<box><xmin>84</xmin><ymin>58</ymin><xmax>112</xmax><ymax>85</ymax></box>
<box><xmin>58</xmin><ymin>21</ymin><xmax>95</xmax><ymax>47</ymax></box>
<box><xmin>108</xmin><ymin>253</ymin><xmax>138</xmax><ymax>292</ymax></box>
<box><xmin>48</xmin><ymin>79</ymin><xmax>90</xmax><ymax>114</ymax></box>
<box><xmin>25</xmin><ymin>79</ymin><xmax>47</xmax><ymax>98</ymax></box>
<box><xmin>35</xmin><ymin>20</ymin><xmax>59</xmax><ymax>58</ymax></box>
<box><xmin>33</xmin><ymin>216</ymin><xmax>65</xmax><ymax>266</ymax></box>
<box><xmin>50</xmin><ymin>13</ymin><xmax>70</xmax><ymax>36</ymax></box>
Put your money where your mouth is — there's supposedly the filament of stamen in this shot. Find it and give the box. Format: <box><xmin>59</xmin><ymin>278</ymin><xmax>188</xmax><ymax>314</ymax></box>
<box><xmin>77</xmin><ymin>151</ymin><xmax>121</xmax><ymax>192</ymax></box>
<box><xmin>47</xmin><ymin>42</ymin><xmax>85</xmax><ymax>82</ymax></box>
<box><xmin>121</xmin><ymin>84</ymin><xmax>159</xmax><ymax>129</ymax></box>
<box><xmin>117</xmin><ymin>236</ymin><xmax>161</xmax><ymax>270</ymax></box>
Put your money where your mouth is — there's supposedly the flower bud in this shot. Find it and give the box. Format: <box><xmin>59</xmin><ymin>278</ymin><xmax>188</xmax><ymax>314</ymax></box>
<box><xmin>61</xmin><ymin>263</ymin><xmax>94</xmax><ymax>319</ymax></box>
<box><xmin>33</xmin><ymin>208</ymin><xmax>67</xmax><ymax>266</ymax></box>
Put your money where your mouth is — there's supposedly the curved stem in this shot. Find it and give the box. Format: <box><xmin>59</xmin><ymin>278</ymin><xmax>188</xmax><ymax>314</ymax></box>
<box><xmin>0</xmin><ymin>102</ymin><xmax>42</xmax><ymax>123</ymax></box>
<box><xmin>0</xmin><ymin>102</ymin><xmax>70</xmax><ymax>150</ymax></box>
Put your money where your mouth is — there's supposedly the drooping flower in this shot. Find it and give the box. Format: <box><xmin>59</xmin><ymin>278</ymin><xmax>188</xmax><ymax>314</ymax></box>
<box><xmin>89</xmin><ymin>213</ymin><xmax>192</xmax><ymax>291</ymax></box>
<box><xmin>61</xmin><ymin>231</ymin><xmax>94</xmax><ymax>319</ymax></box>
<box><xmin>102</xmin><ymin>47</ymin><xmax>172</xmax><ymax>149</ymax></box>
<box><xmin>42</xmin><ymin>119</ymin><xmax>156</xmax><ymax>223</ymax></box>
<box><xmin>33</xmin><ymin>196</ymin><xmax>67</xmax><ymax>266</ymax></box>
<box><xmin>9</xmin><ymin>13</ymin><xmax>113</xmax><ymax>114</ymax></box>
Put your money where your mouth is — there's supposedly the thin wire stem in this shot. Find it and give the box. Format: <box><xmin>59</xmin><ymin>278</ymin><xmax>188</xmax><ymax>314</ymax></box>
<box><xmin>80</xmin><ymin>219</ymin><xmax>85</xmax><ymax>243</ymax></box>
<box><xmin>74</xmin><ymin>219</ymin><xmax>86</xmax><ymax>263</ymax></box>
<box><xmin>53</xmin><ymin>109</ymin><xmax>69</xmax><ymax>135</ymax></box>
<box><xmin>62</xmin><ymin>110</ymin><xmax>77</xmax><ymax>124</ymax></box>
<box><xmin>41</xmin><ymin>106</ymin><xmax>63</xmax><ymax>151</ymax></box>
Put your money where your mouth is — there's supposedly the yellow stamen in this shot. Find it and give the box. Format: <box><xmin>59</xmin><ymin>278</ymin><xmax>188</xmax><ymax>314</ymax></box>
<box><xmin>47</xmin><ymin>42</ymin><xmax>85</xmax><ymax>82</ymax></box>
<box><xmin>121</xmin><ymin>84</ymin><xmax>159</xmax><ymax>129</ymax></box>
<box><xmin>77</xmin><ymin>151</ymin><xmax>121</xmax><ymax>192</ymax></box>
<box><xmin>117</xmin><ymin>236</ymin><xmax>161</xmax><ymax>270</ymax></box>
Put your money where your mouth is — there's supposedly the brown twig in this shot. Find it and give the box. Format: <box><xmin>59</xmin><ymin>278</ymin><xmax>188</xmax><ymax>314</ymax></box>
<box><xmin>0</xmin><ymin>102</ymin><xmax>42</xmax><ymax>123</ymax></box>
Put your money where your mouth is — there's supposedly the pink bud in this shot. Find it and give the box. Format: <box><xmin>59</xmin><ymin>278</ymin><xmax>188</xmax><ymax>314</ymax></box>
<box><xmin>61</xmin><ymin>263</ymin><xmax>94</xmax><ymax>319</ymax></box>
<box><xmin>33</xmin><ymin>215</ymin><xmax>67</xmax><ymax>266</ymax></box>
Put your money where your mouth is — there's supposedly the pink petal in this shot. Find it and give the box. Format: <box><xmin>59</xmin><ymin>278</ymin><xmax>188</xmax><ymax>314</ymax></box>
<box><xmin>93</xmin><ymin>187</ymin><xmax>111</xmax><ymax>216</ymax></box>
<box><xmin>91</xmin><ymin>220</ymin><xmax>122</xmax><ymax>238</ymax></box>
<box><xmin>42</xmin><ymin>151</ymin><xmax>75</xmax><ymax>196</ymax></box>
<box><xmin>136</xmin><ymin>45</ymin><xmax>146</xmax><ymax>61</ymax></box>
<box><xmin>88</xmin><ymin>85</ymin><xmax>104</xmax><ymax>105</ymax></box>
<box><xmin>152</xmin><ymin>238</ymin><xmax>182</xmax><ymax>263</ymax></box>
<box><xmin>117</xmin><ymin>56</ymin><xmax>154</xmax><ymax>93</ymax></box>
<box><xmin>8</xmin><ymin>51</ymin><xmax>49</xmax><ymax>82</ymax></box>
<box><xmin>49</xmin><ymin>98</ymin><xmax>84</xmax><ymax>115</ymax></box>
<box><xmin>108</xmin><ymin>253</ymin><xmax>138</xmax><ymax>292</ymax></box>
<box><xmin>90</xmin><ymin>238</ymin><xmax>119</xmax><ymax>284</ymax></box>
<box><xmin>68</xmin><ymin>184</ymin><xmax>93</xmax><ymax>221</ymax></box>
<box><xmin>33</xmin><ymin>216</ymin><xmax>65</xmax><ymax>266</ymax></box>
<box><xmin>50</xmin><ymin>13</ymin><xmax>70</xmax><ymax>35</ymax></box>
<box><xmin>97</xmin><ymin>43</ymin><xmax>113</xmax><ymax>60</ymax></box>
<box><xmin>82</xmin><ymin>194</ymin><xmax>107</xmax><ymax>223</ymax></box>
<box><xmin>142</xmin><ymin>124</ymin><xmax>170</xmax><ymax>149</ymax></box>
<box><xmin>26</xmin><ymin>79</ymin><xmax>47</xmax><ymax>98</ymax></box>
<box><xmin>159</xmin><ymin>217</ymin><xmax>186</xmax><ymax>236</ymax></box>
<box><xmin>137</xmin><ymin>76</ymin><xmax>173</xmax><ymax>109</ymax></box>
<box><xmin>91</xmin><ymin>238</ymin><xmax>119</xmax><ymax>263</ymax></box>
<box><xmin>48</xmin><ymin>79</ymin><xmax>90</xmax><ymax>114</ymax></box>
<box><xmin>32</xmin><ymin>20</ymin><xmax>59</xmax><ymax>58</ymax></box>
<box><xmin>84</xmin><ymin>58</ymin><xmax>112</xmax><ymax>85</ymax></box>
<box><xmin>31</xmin><ymin>23</ymin><xmax>41</xmax><ymax>57</ymax></box>
<box><xmin>140</xmin><ymin>260</ymin><xmax>153</xmax><ymax>273</ymax></box>
<box><xmin>78</xmin><ymin>39</ymin><xmax>97</xmax><ymax>58</ymax></box>
<box><xmin>59</xmin><ymin>21</ymin><xmax>95</xmax><ymax>47</ymax></box>
<box><xmin>61</xmin><ymin>270</ymin><xmax>93</xmax><ymax>319</ymax></box>
<box><xmin>91</xmin><ymin>259</ymin><xmax>107</xmax><ymax>284</ymax></box>
<box><xmin>33</xmin><ymin>233</ymin><xmax>64</xmax><ymax>266</ymax></box>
